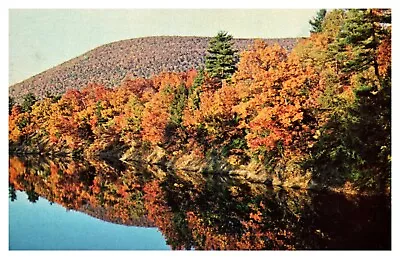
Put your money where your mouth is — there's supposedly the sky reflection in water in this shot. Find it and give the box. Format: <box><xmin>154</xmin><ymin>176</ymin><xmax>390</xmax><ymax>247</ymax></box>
<box><xmin>9</xmin><ymin>191</ymin><xmax>170</xmax><ymax>250</ymax></box>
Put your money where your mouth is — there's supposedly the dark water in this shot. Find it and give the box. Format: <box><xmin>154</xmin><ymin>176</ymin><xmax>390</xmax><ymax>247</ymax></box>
<box><xmin>9</xmin><ymin>155</ymin><xmax>391</xmax><ymax>250</ymax></box>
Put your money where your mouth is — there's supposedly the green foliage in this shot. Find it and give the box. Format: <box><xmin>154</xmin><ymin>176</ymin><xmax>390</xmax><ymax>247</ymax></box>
<box><xmin>26</xmin><ymin>185</ymin><xmax>39</xmax><ymax>203</ymax></box>
<box><xmin>298</xmin><ymin>9</ymin><xmax>392</xmax><ymax>191</ymax></box>
<box><xmin>221</xmin><ymin>137</ymin><xmax>247</xmax><ymax>157</ymax></box>
<box><xmin>309</xmin><ymin>9</ymin><xmax>327</xmax><ymax>33</ymax></box>
<box><xmin>95</xmin><ymin>101</ymin><xmax>107</xmax><ymax>124</ymax></box>
<box><xmin>308</xmin><ymin>81</ymin><xmax>390</xmax><ymax>190</ymax></box>
<box><xmin>170</xmin><ymin>84</ymin><xmax>188</xmax><ymax>126</ymax></box>
<box><xmin>9</xmin><ymin>96</ymin><xmax>15</xmax><ymax>114</ymax></box>
<box><xmin>314</xmin><ymin>77</ymin><xmax>389</xmax><ymax>186</ymax></box>
<box><xmin>17</xmin><ymin>116</ymin><xmax>30</xmax><ymax>130</ymax></box>
<box><xmin>322</xmin><ymin>9</ymin><xmax>346</xmax><ymax>40</ymax></box>
<box><xmin>188</xmin><ymin>69</ymin><xmax>204</xmax><ymax>109</ymax></box>
<box><xmin>21</xmin><ymin>93</ymin><xmax>37</xmax><ymax>113</ymax></box>
<box><xmin>334</xmin><ymin>9</ymin><xmax>391</xmax><ymax>79</ymax></box>
<box><xmin>9</xmin><ymin>184</ymin><xmax>17</xmax><ymax>202</ymax></box>
<box><xmin>120</xmin><ymin>95</ymin><xmax>144</xmax><ymax>137</ymax></box>
<box><xmin>205</xmin><ymin>31</ymin><xmax>238</xmax><ymax>84</ymax></box>
<box><xmin>52</xmin><ymin>95</ymin><xmax>62</xmax><ymax>103</ymax></box>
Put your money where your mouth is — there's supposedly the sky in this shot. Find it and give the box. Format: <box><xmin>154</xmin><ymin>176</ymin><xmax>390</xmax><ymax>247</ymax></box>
<box><xmin>9</xmin><ymin>9</ymin><xmax>317</xmax><ymax>85</ymax></box>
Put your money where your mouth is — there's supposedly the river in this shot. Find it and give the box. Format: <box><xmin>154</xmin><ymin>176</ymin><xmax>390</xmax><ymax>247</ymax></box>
<box><xmin>8</xmin><ymin>155</ymin><xmax>391</xmax><ymax>250</ymax></box>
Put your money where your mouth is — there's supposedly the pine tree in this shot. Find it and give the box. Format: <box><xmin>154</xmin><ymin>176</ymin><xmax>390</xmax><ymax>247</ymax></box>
<box><xmin>170</xmin><ymin>84</ymin><xmax>188</xmax><ymax>126</ymax></box>
<box><xmin>205</xmin><ymin>31</ymin><xmax>238</xmax><ymax>85</ymax></box>
<box><xmin>335</xmin><ymin>9</ymin><xmax>391</xmax><ymax>82</ymax></box>
<box><xmin>21</xmin><ymin>93</ymin><xmax>37</xmax><ymax>113</ymax></box>
<box><xmin>9</xmin><ymin>184</ymin><xmax>17</xmax><ymax>202</ymax></box>
<box><xmin>309</xmin><ymin>9</ymin><xmax>327</xmax><ymax>33</ymax></box>
<box><xmin>9</xmin><ymin>96</ymin><xmax>15</xmax><ymax>115</ymax></box>
<box><xmin>313</xmin><ymin>9</ymin><xmax>392</xmax><ymax>190</ymax></box>
<box><xmin>188</xmin><ymin>69</ymin><xmax>204</xmax><ymax>109</ymax></box>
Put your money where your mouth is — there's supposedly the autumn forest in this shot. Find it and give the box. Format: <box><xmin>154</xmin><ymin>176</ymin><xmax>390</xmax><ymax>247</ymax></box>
<box><xmin>8</xmin><ymin>9</ymin><xmax>392</xmax><ymax>250</ymax></box>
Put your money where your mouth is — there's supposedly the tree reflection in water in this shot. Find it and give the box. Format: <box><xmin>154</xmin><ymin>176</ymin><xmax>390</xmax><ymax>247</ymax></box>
<box><xmin>9</xmin><ymin>155</ymin><xmax>390</xmax><ymax>250</ymax></box>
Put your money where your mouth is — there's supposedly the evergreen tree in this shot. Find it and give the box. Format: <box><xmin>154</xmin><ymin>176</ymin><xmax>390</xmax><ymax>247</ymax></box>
<box><xmin>21</xmin><ymin>93</ymin><xmax>37</xmax><ymax>113</ymax></box>
<box><xmin>9</xmin><ymin>96</ymin><xmax>15</xmax><ymax>115</ymax></box>
<box><xmin>334</xmin><ymin>9</ymin><xmax>391</xmax><ymax>82</ymax></box>
<box><xmin>309</xmin><ymin>9</ymin><xmax>327</xmax><ymax>33</ymax></box>
<box><xmin>188</xmin><ymin>69</ymin><xmax>204</xmax><ymax>109</ymax></box>
<box><xmin>26</xmin><ymin>186</ymin><xmax>39</xmax><ymax>203</ymax></box>
<box><xmin>205</xmin><ymin>31</ymin><xmax>238</xmax><ymax>85</ymax></box>
<box><xmin>170</xmin><ymin>84</ymin><xmax>188</xmax><ymax>127</ymax></box>
<box><xmin>9</xmin><ymin>184</ymin><xmax>17</xmax><ymax>202</ymax></box>
<box><xmin>308</xmin><ymin>9</ymin><xmax>392</xmax><ymax>191</ymax></box>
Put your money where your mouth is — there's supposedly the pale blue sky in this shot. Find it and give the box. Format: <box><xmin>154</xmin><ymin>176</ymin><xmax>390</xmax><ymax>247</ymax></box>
<box><xmin>9</xmin><ymin>9</ymin><xmax>317</xmax><ymax>85</ymax></box>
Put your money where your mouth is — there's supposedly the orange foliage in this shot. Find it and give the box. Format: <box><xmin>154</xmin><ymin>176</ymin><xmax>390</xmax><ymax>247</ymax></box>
<box><xmin>9</xmin><ymin>156</ymin><xmax>146</xmax><ymax>226</ymax></box>
<box><xmin>152</xmin><ymin>72</ymin><xmax>185</xmax><ymax>91</ymax></box>
<box><xmin>377</xmin><ymin>36</ymin><xmax>391</xmax><ymax>78</ymax></box>
<box><xmin>231</xmin><ymin>41</ymin><xmax>321</xmax><ymax>152</ymax></box>
<box><xmin>141</xmin><ymin>90</ymin><xmax>174</xmax><ymax>144</ymax></box>
<box><xmin>143</xmin><ymin>180</ymin><xmax>185</xmax><ymax>249</ymax></box>
<box><xmin>9</xmin><ymin>157</ymin><xmax>26</xmax><ymax>189</ymax></box>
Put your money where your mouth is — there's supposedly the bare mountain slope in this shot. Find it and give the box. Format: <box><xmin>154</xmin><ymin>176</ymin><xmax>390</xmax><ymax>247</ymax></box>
<box><xmin>9</xmin><ymin>36</ymin><xmax>299</xmax><ymax>102</ymax></box>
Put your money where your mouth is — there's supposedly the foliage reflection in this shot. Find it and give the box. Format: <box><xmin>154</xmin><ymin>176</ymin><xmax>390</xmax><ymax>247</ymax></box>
<box><xmin>9</xmin><ymin>156</ymin><xmax>390</xmax><ymax>250</ymax></box>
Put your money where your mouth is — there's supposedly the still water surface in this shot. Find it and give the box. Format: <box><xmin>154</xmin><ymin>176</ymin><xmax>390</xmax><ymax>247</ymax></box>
<box><xmin>9</xmin><ymin>191</ymin><xmax>170</xmax><ymax>250</ymax></box>
<box><xmin>9</xmin><ymin>156</ymin><xmax>391</xmax><ymax>250</ymax></box>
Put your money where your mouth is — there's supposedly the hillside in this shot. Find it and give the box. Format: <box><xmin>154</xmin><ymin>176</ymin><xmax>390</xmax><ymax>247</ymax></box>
<box><xmin>9</xmin><ymin>36</ymin><xmax>298</xmax><ymax>102</ymax></box>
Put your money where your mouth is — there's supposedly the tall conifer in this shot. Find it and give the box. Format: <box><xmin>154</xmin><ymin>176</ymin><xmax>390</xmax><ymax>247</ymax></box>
<box><xmin>205</xmin><ymin>31</ymin><xmax>238</xmax><ymax>85</ymax></box>
<box><xmin>334</xmin><ymin>9</ymin><xmax>391</xmax><ymax>82</ymax></box>
<box><xmin>309</xmin><ymin>9</ymin><xmax>327</xmax><ymax>33</ymax></box>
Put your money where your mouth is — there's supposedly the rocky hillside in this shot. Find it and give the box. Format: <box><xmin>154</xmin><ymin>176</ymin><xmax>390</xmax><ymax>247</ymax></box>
<box><xmin>9</xmin><ymin>36</ymin><xmax>299</xmax><ymax>102</ymax></box>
